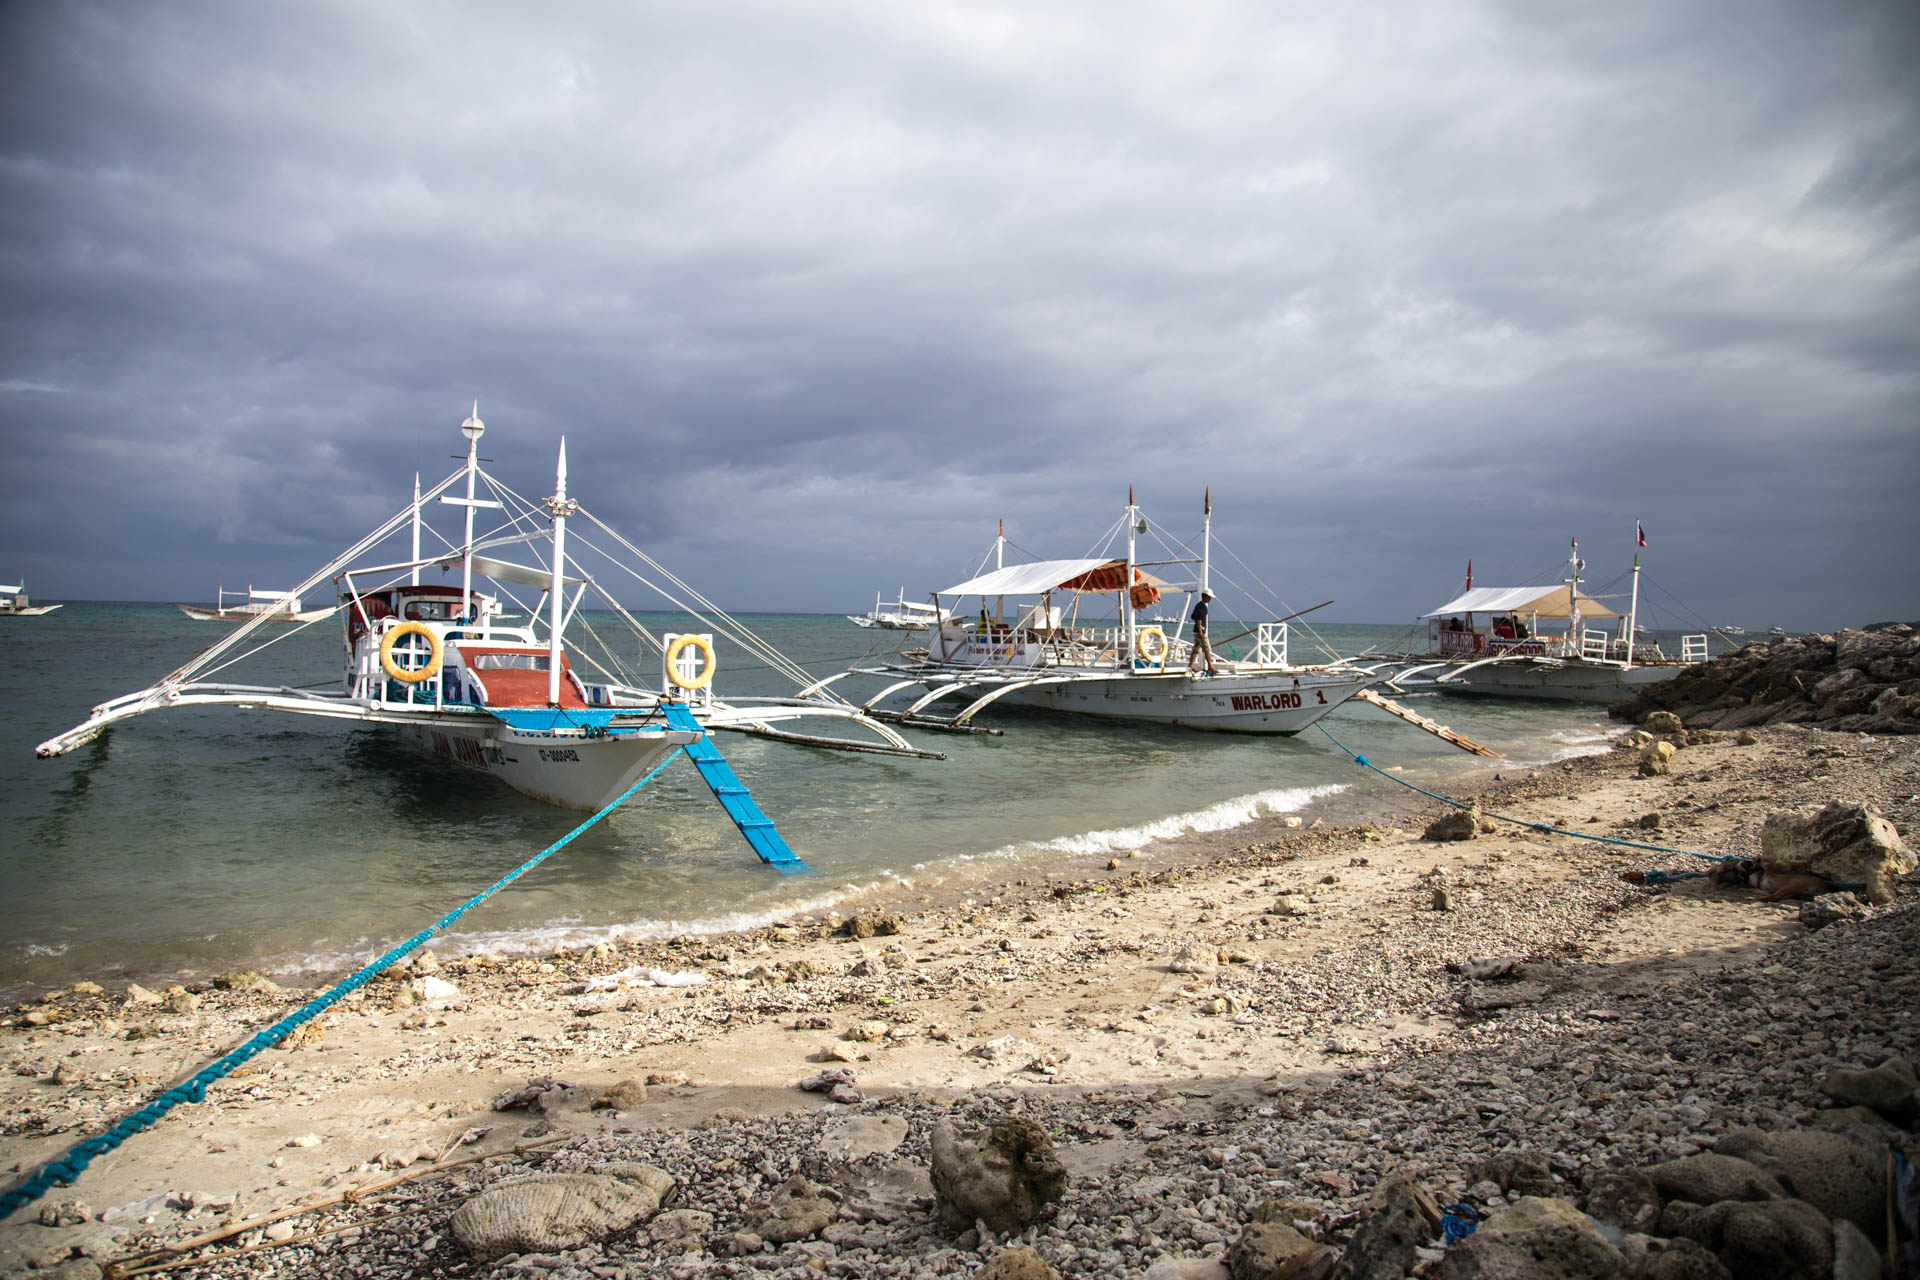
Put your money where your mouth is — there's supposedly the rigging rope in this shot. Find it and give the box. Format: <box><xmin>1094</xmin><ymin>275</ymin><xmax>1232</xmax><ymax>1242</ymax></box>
<box><xmin>0</xmin><ymin>747</ymin><xmax>685</xmax><ymax>1221</ymax></box>
<box><xmin>1311</xmin><ymin>722</ymin><xmax>1736</xmax><ymax>864</ymax></box>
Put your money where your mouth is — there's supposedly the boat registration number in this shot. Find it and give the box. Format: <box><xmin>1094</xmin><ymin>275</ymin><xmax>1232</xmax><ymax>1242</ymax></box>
<box><xmin>538</xmin><ymin>748</ymin><xmax>581</xmax><ymax>762</ymax></box>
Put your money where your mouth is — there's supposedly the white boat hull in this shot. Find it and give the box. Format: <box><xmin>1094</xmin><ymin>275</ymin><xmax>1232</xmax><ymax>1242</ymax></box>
<box><xmin>0</xmin><ymin>604</ymin><xmax>61</xmax><ymax>616</ymax></box>
<box><xmin>1438</xmin><ymin>659</ymin><xmax>1683</xmax><ymax>705</ymax></box>
<box><xmin>388</xmin><ymin>716</ymin><xmax>696</xmax><ymax>809</ymax></box>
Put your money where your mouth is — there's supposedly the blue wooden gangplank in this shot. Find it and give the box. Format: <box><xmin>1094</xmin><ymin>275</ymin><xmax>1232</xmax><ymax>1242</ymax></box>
<box><xmin>658</xmin><ymin>701</ymin><xmax>809</xmax><ymax>874</ymax></box>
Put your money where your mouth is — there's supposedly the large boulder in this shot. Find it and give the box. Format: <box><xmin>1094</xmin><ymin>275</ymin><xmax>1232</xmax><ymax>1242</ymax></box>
<box><xmin>1759</xmin><ymin>802</ymin><xmax>1914</xmax><ymax>904</ymax></box>
<box><xmin>1820</xmin><ymin>1056</ymin><xmax>1920</xmax><ymax>1125</ymax></box>
<box><xmin>1661</xmin><ymin>1198</ymin><xmax>1832</xmax><ymax>1280</ymax></box>
<box><xmin>929</xmin><ymin>1116</ymin><xmax>1068</xmax><ymax>1235</ymax></box>
<box><xmin>1712</xmin><ymin>1128</ymin><xmax>1882</xmax><ymax>1242</ymax></box>
<box><xmin>1428</xmin><ymin>1196</ymin><xmax>1622</xmax><ymax>1279</ymax></box>
<box><xmin>1228</xmin><ymin>1221</ymin><xmax>1336</xmax><ymax>1280</ymax></box>
<box><xmin>1331</xmin><ymin>1185</ymin><xmax>1429</xmax><ymax>1279</ymax></box>
<box><xmin>449</xmin><ymin>1165</ymin><xmax>676</xmax><ymax>1261</ymax></box>
<box><xmin>1643</xmin><ymin>1153</ymin><xmax>1784</xmax><ymax>1206</ymax></box>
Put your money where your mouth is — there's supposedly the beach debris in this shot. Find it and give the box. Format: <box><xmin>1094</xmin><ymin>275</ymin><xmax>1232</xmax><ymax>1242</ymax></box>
<box><xmin>647</xmin><ymin>1206</ymin><xmax>715</xmax><ymax>1247</ymax></box>
<box><xmin>285</xmin><ymin>1133</ymin><xmax>322</xmax><ymax>1148</ymax></box>
<box><xmin>929</xmin><ymin>1115</ymin><xmax>1068</xmax><ymax>1234</ymax></box>
<box><xmin>491</xmin><ymin>1075</ymin><xmax>581</xmax><ymax>1111</ymax></box>
<box><xmin>1168</xmin><ymin>943</ymin><xmax>1219</xmax><ymax>975</ymax></box>
<box><xmin>1799</xmin><ymin>892</ymin><xmax>1867</xmax><ymax>930</ymax></box>
<box><xmin>123</xmin><ymin>983</ymin><xmax>163</xmax><ymax>1007</ymax></box>
<box><xmin>846</xmin><ymin>1019</ymin><xmax>891</xmax><ymax>1042</ymax></box>
<box><xmin>969</xmin><ymin>1035</ymin><xmax>1022</xmax><ymax>1062</ymax></box>
<box><xmin>742</xmin><ymin>1174</ymin><xmax>836</xmax><ymax>1243</ymax></box>
<box><xmin>449</xmin><ymin>1163</ymin><xmax>676</xmax><ymax>1261</ymax></box>
<box><xmin>977</xmin><ymin>1244</ymin><xmax>1060</xmax><ymax>1279</ymax></box>
<box><xmin>1455</xmin><ymin>956</ymin><xmax>1521</xmax><ymax>981</ymax></box>
<box><xmin>1422</xmin><ymin>806</ymin><xmax>1479</xmax><ymax>842</ymax></box>
<box><xmin>797</xmin><ymin>1066</ymin><xmax>862</xmax><ymax>1103</ymax></box>
<box><xmin>407</xmin><ymin>975</ymin><xmax>460</xmax><ymax>1005</ymax></box>
<box><xmin>277</xmin><ymin>1020</ymin><xmax>324</xmax><ymax>1050</ymax></box>
<box><xmin>1759</xmin><ymin>801</ymin><xmax>1914</xmax><ymax>903</ymax></box>
<box><xmin>838</xmin><ymin>912</ymin><xmax>901</xmax><ymax>939</ymax></box>
<box><xmin>1639</xmin><ymin>740</ymin><xmax>1678</xmax><ymax>776</ymax></box>
<box><xmin>596</xmin><ymin>1079</ymin><xmax>647</xmax><ymax>1110</ymax></box>
<box><xmin>583</xmin><ymin>965</ymin><xmax>707</xmax><ymax>991</ymax></box>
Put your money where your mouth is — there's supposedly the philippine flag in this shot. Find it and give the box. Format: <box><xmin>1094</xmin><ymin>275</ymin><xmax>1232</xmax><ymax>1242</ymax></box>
<box><xmin>1637</xmin><ymin>521</ymin><xmax>1647</xmax><ymax>548</ymax></box>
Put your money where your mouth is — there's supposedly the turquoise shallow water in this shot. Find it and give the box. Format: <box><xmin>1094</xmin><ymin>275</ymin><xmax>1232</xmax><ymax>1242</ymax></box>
<box><xmin>0</xmin><ymin>605</ymin><xmax>1665</xmax><ymax>995</ymax></box>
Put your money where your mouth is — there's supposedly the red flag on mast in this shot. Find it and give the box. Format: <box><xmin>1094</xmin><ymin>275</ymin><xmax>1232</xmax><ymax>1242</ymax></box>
<box><xmin>1465</xmin><ymin>559</ymin><xmax>1472</xmax><ymax>589</ymax></box>
<box><xmin>1636</xmin><ymin>521</ymin><xmax>1647</xmax><ymax>547</ymax></box>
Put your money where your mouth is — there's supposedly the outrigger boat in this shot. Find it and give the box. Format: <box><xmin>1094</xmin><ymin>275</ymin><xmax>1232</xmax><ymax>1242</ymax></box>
<box><xmin>1390</xmin><ymin>539</ymin><xmax>1708</xmax><ymax>705</ymax></box>
<box><xmin>37</xmin><ymin>407</ymin><xmax>937</xmax><ymax>866</ymax></box>
<box><xmin>177</xmin><ymin>585</ymin><xmax>337</xmax><ymax>623</ymax></box>
<box><xmin>805</xmin><ymin>493</ymin><xmax>1382</xmax><ymax>735</ymax></box>
<box><xmin>847</xmin><ymin>589</ymin><xmax>952</xmax><ymax>631</ymax></box>
<box><xmin>0</xmin><ymin>582</ymin><xmax>59</xmax><ymax>616</ymax></box>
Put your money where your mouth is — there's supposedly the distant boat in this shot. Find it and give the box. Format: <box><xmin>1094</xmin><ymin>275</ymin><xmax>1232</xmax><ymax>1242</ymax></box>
<box><xmin>1392</xmin><ymin>538</ymin><xmax>1708</xmax><ymax>705</ymax></box>
<box><xmin>1767</xmin><ymin>626</ymin><xmax>1788</xmax><ymax>636</ymax></box>
<box><xmin>177</xmin><ymin>585</ymin><xmax>337</xmax><ymax>623</ymax></box>
<box><xmin>847</xmin><ymin>590</ymin><xmax>952</xmax><ymax>631</ymax></box>
<box><xmin>1719</xmin><ymin>625</ymin><xmax>1746</xmax><ymax>636</ymax></box>
<box><xmin>0</xmin><ymin>581</ymin><xmax>60</xmax><ymax>617</ymax></box>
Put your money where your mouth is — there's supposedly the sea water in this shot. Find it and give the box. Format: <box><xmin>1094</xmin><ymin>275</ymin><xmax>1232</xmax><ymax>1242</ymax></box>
<box><xmin>0</xmin><ymin>605</ymin><xmax>1648</xmax><ymax>996</ymax></box>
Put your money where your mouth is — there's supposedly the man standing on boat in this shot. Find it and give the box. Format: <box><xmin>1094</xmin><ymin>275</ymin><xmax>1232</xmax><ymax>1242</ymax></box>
<box><xmin>1187</xmin><ymin>591</ymin><xmax>1219</xmax><ymax>676</ymax></box>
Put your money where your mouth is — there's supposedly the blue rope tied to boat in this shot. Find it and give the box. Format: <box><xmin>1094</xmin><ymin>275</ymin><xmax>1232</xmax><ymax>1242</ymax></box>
<box><xmin>1313</xmin><ymin>722</ymin><xmax>1736</xmax><ymax>866</ymax></box>
<box><xmin>1441</xmin><ymin>1202</ymin><xmax>1479</xmax><ymax>1242</ymax></box>
<box><xmin>0</xmin><ymin>747</ymin><xmax>686</xmax><ymax>1221</ymax></box>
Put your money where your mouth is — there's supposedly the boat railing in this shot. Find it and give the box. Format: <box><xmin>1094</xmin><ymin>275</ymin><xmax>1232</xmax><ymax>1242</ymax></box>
<box><xmin>1579</xmin><ymin>628</ymin><xmax>1611</xmax><ymax>662</ymax></box>
<box><xmin>1681</xmin><ymin>634</ymin><xmax>1710</xmax><ymax>664</ymax></box>
<box><xmin>1253</xmin><ymin>623</ymin><xmax>1289</xmax><ymax>667</ymax></box>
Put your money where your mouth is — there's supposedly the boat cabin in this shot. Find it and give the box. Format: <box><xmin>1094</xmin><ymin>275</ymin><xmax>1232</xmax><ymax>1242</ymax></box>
<box><xmin>1422</xmin><ymin>585</ymin><xmax>1623</xmax><ymax>661</ymax></box>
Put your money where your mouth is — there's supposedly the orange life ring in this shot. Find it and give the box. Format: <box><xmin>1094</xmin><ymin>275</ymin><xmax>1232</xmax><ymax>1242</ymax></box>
<box><xmin>379</xmin><ymin>621</ymin><xmax>443</xmax><ymax>683</ymax></box>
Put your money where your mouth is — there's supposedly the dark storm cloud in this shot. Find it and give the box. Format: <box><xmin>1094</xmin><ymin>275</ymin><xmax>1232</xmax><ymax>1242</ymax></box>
<box><xmin>1</xmin><ymin>0</ymin><xmax>1914</xmax><ymax>629</ymax></box>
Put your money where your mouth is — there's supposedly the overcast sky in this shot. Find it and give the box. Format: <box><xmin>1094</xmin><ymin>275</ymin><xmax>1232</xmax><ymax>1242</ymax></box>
<box><xmin>2</xmin><ymin>1</ymin><xmax>1915</xmax><ymax>629</ymax></box>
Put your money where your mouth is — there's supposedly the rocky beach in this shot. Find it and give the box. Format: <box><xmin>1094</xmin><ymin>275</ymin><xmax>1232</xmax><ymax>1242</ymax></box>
<box><xmin>2</xmin><ymin>712</ymin><xmax>1917</xmax><ymax>1279</ymax></box>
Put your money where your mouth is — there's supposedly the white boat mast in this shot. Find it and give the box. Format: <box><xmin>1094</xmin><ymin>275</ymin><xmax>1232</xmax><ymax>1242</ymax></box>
<box><xmin>458</xmin><ymin>404</ymin><xmax>484</xmax><ymax>616</ymax></box>
<box><xmin>546</xmin><ymin>437</ymin><xmax>576</xmax><ymax>705</ymax></box>
<box><xmin>410</xmin><ymin>473</ymin><xmax>421</xmax><ymax>587</ymax></box>
<box><xmin>1566</xmin><ymin>539</ymin><xmax>1584</xmax><ymax>645</ymax></box>
<box><xmin>1124</xmin><ymin>487</ymin><xmax>1138</xmax><ymax>659</ymax></box>
<box><xmin>1201</xmin><ymin>489</ymin><xmax>1212</xmax><ymax>596</ymax></box>
<box><xmin>1624</xmin><ymin>522</ymin><xmax>1643</xmax><ymax>668</ymax></box>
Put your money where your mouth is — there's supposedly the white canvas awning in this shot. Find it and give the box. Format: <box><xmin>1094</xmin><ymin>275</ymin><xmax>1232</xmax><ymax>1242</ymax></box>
<box><xmin>1423</xmin><ymin>585</ymin><xmax>1619</xmax><ymax>620</ymax></box>
<box><xmin>433</xmin><ymin>553</ymin><xmax>586</xmax><ymax>589</ymax></box>
<box><xmin>939</xmin><ymin>558</ymin><xmax>1119</xmax><ymax>597</ymax></box>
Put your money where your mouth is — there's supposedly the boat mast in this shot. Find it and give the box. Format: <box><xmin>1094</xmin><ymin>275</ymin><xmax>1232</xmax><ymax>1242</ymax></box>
<box><xmin>1124</xmin><ymin>487</ymin><xmax>1138</xmax><ymax>660</ymax></box>
<box><xmin>1202</xmin><ymin>488</ymin><xmax>1211</xmax><ymax>596</ymax></box>
<box><xmin>994</xmin><ymin>518</ymin><xmax>1004</xmax><ymax>626</ymax></box>
<box><xmin>1624</xmin><ymin>522</ymin><xmax>1643</xmax><ymax>668</ymax></box>
<box><xmin>546</xmin><ymin>437</ymin><xmax>576</xmax><ymax>706</ymax></box>
<box><xmin>1566</xmin><ymin>538</ymin><xmax>1583</xmax><ymax>651</ymax></box>
<box><xmin>410</xmin><ymin>473</ymin><xmax>422</xmax><ymax>587</ymax></box>
<box><xmin>458</xmin><ymin>403</ymin><xmax>485</xmax><ymax>617</ymax></box>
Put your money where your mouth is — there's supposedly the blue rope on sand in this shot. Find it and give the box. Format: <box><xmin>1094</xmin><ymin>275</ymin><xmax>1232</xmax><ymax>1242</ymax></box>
<box><xmin>1313</xmin><ymin>722</ymin><xmax>1735</xmax><ymax>866</ymax></box>
<box><xmin>0</xmin><ymin>747</ymin><xmax>686</xmax><ymax>1221</ymax></box>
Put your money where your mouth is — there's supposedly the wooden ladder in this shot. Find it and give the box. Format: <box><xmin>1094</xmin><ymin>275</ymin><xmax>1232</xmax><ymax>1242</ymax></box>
<box><xmin>1353</xmin><ymin>688</ymin><xmax>1504</xmax><ymax>757</ymax></box>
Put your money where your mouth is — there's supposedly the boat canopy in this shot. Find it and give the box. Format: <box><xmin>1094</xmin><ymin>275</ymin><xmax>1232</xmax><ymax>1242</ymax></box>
<box><xmin>939</xmin><ymin>558</ymin><xmax>1169</xmax><ymax>598</ymax></box>
<box><xmin>1423</xmin><ymin>585</ymin><xmax>1619</xmax><ymax>620</ymax></box>
<box><xmin>430</xmin><ymin>552</ymin><xmax>586</xmax><ymax>589</ymax></box>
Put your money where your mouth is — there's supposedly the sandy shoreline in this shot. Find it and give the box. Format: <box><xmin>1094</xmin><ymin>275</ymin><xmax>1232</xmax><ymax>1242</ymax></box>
<box><xmin>3</xmin><ymin>723</ymin><xmax>1916</xmax><ymax>1276</ymax></box>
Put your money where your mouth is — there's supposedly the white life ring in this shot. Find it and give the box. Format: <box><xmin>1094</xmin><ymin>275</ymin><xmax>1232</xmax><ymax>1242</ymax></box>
<box><xmin>1135</xmin><ymin>626</ymin><xmax>1168</xmax><ymax>663</ymax></box>
<box><xmin>379</xmin><ymin>620</ymin><xmax>443</xmax><ymax>683</ymax></box>
<box><xmin>665</xmin><ymin>634</ymin><xmax>717</xmax><ymax>691</ymax></box>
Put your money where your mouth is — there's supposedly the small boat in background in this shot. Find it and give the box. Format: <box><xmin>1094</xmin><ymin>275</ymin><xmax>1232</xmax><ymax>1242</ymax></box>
<box><xmin>0</xmin><ymin>582</ymin><xmax>60</xmax><ymax>616</ymax></box>
<box><xmin>1393</xmin><ymin>539</ymin><xmax>1707</xmax><ymax>704</ymax></box>
<box><xmin>177</xmin><ymin>585</ymin><xmax>337</xmax><ymax>623</ymax></box>
<box><xmin>847</xmin><ymin>589</ymin><xmax>951</xmax><ymax>631</ymax></box>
